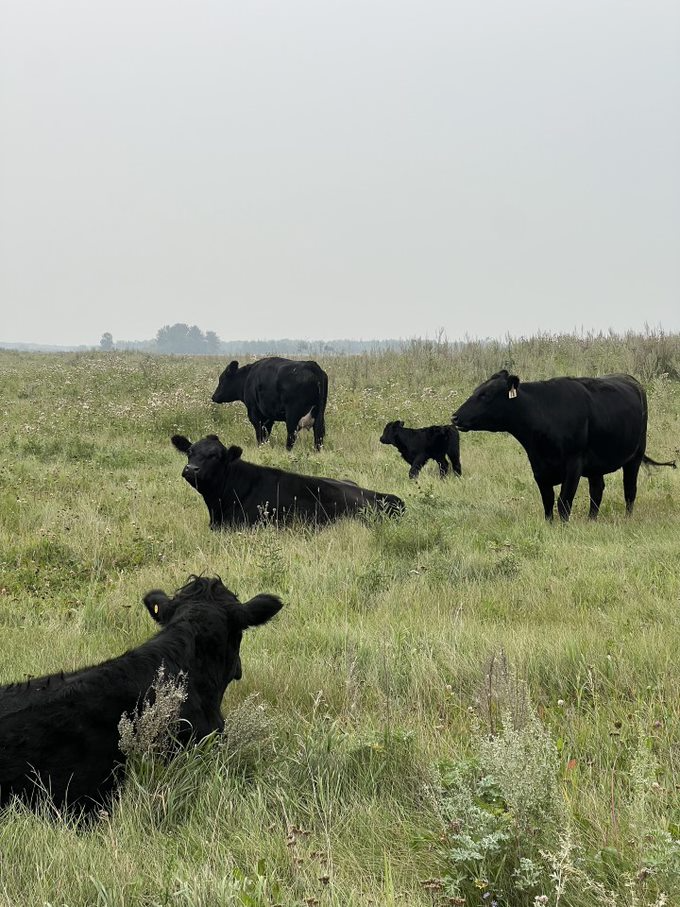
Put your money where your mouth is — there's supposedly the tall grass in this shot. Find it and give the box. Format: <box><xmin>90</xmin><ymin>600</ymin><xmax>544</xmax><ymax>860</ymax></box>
<box><xmin>0</xmin><ymin>334</ymin><xmax>678</xmax><ymax>906</ymax></box>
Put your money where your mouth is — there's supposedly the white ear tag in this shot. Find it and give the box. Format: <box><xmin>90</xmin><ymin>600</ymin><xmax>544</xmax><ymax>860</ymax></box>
<box><xmin>508</xmin><ymin>387</ymin><xmax>518</xmax><ymax>399</ymax></box>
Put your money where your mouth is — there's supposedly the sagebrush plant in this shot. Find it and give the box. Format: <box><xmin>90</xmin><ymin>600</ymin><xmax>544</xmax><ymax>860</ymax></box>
<box><xmin>430</xmin><ymin>662</ymin><xmax>563</xmax><ymax>904</ymax></box>
<box><xmin>478</xmin><ymin>700</ymin><xmax>561</xmax><ymax>839</ymax></box>
<box><xmin>118</xmin><ymin>663</ymin><xmax>188</xmax><ymax>759</ymax></box>
<box><xmin>538</xmin><ymin>825</ymin><xmax>674</xmax><ymax>907</ymax></box>
<box><xmin>0</xmin><ymin>337</ymin><xmax>678</xmax><ymax>906</ymax></box>
<box><xmin>255</xmin><ymin>527</ymin><xmax>289</xmax><ymax>593</ymax></box>
<box><xmin>431</xmin><ymin>660</ymin><xmax>678</xmax><ymax>907</ymax></box>
<box><xmin>220</xmin><ymin>691</ymin><xmax>280</xmax><ymax>772</ymax></box>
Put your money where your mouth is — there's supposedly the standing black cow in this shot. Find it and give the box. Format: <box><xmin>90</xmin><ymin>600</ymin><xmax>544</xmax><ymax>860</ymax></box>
<box><xmin>452</xmin><ymin>370</ymin><xmax>675</xmax><ymax>521</ymax></box>
<box><xmin>212</xmin><ymin>357</ymin><xmax>328</xmax><ymax>450</ymax></box>
<box><xmin>0</xmin><ymin>576</ymin><xmax>282</xmax><ymax>810</ymax></box>
<box><xmin>380</xmin><ymin>421</ymin><xmax>462</xmax><ymax>479</ymax></box>
<box><xmin>172</xmin><ymin>433</ymin><xmax>404</xmax><ymax>528</ymax></box>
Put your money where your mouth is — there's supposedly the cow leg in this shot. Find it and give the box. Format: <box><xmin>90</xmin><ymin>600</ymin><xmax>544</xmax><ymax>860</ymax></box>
<box><xmin>285</xmin><ymin>413</ymin><xmax>299</xmax><ymax>450</ymax></box>
<box><xmin>408</xmin><ymin>455</ymin><xmax>428</xmax><ymax>479</ymax></box>
<box><xmin>535</xmin><ymin>477</ymin><xmax>555</xmax><ymax>521</ymax></box>
<box><xmin>436</xmin><ymin>457</ymin><xmax>449</xmax><ymax>478</ymax></box>
<box><xmin>449</xmin><ymin>454</ymin><xmax>462</xmax><ymax>476</ymax></box>
<box><xmin>587</xmin><ymin>475</ymin><xmax>605</xmax><ymax>519</ymax></box>
<box><xmin>260</xmin><ymin>419</ymin><xmax>275</xmax><ymax>444</ymax></box>
<box><xmin>622</xmin><ymin>457</ymin><xmax>642</xmax><ymax>514</ymax></box>
<box><xmin>313</xmin><ymin>414</ymin><xmax>325</xmax><ymax>451</ymax></box>
<box><xmin>248</xmin><ymin>409</ymin><xmax>267</xmax><ymax>445</ymax></box>
<box><xmin>557</xmin><ymin>460</ymin><xmax>582</xmax><ymax>522</ymax></box>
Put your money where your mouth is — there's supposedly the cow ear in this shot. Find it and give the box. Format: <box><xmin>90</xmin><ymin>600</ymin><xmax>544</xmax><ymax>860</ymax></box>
<box><xmin>507</xmin><ymin>374</ymin><xmax>520</xmax><ymax>399</ymax></box>
<box><xmin>227</xmin><ymin>360</ymin><xmax>239</xmax><ymax>374</ymax></box>
<box><xmin>143</xmin><ymin>590</ymin><xmax>177</xmax><ymax>624</ymax></box>
<box><xmin>238</xmin><ymin>594</ymin><xmax>283</xmax><ymax>629</ymax></box>
<box><xmin>225</xmin><ymin>445</ymin><xmax>243</xmax><ymax>463</ymax></box>
<box><xmin>171</xmin><ymin>435</ymin><xmax>192</xmax><ymax>453</ymax></box>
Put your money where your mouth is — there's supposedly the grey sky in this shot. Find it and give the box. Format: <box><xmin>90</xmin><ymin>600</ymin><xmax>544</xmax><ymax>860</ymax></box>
<box><xmin>1</xmin><ymin>0</ymin><xmax>679</xmax><ymax>346</ymax></box>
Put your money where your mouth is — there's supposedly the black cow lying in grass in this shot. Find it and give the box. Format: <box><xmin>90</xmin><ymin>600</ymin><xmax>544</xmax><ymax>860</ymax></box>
<box><xmin>380</xmin><ymin>421</ymin><xmax>462</xmax><ymax>479</ymax></box>
<box><xmin>172</xmin><ymin>433</ymin><xmax>405</xmax><ymax>528</ymax></box>
<box><xmin>0</xmin><ymin>576</ymin><xmax>282</xmax><ymax>811</ymax></box>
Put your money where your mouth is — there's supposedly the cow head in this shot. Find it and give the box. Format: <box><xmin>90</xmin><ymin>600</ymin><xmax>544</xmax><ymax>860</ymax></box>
<box><xmin>212</xmin><ymin>361</ymin><xmax>248</xmax><ymax>403</ymax></box>
<box><xmin>452</xmin><ymin>370</ymin><xmax>521</xmax><ymax>432</ymax></box>
<box><xmin>380</xmin><ymin>420</ymin><xmax>405</xmax><ymax>445</ymax></box>
<box><xmin>171</xmin><ymin>434</ymin><xmax>243</xmax><ymax>490</ymax></box>
<box><xmin>143</xmin><ymin>575</ymin><xmax>282</xmax><ymax>700</ymax></box>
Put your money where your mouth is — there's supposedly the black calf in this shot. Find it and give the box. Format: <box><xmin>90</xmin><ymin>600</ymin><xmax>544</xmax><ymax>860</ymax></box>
<box><xmin>380</xmin><ymin>421</ymin><xmax>462</xmax><ymax>479</ymax></box>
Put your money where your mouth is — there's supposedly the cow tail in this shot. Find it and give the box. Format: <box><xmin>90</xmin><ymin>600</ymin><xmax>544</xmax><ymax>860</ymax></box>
<box><xmin>642</xmin><ymin>454</ymin><xmax>677</xmax><ymax>469</ymax></box>
<box><xmin>314</xmin><ymin>371</ymin><xmax>328</xmax><ymax>429</ymax></box>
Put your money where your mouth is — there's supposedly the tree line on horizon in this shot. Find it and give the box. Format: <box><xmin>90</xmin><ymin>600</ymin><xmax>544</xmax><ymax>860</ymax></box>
<box><xmin>100</xmin><ymin>324</ymin><xmax>220</xmax><ymax>355</ymax></box>
<box><xmin>99</xmin><ymin>324</ymin><xmax>405</xmax><ymax>356</ymax></box>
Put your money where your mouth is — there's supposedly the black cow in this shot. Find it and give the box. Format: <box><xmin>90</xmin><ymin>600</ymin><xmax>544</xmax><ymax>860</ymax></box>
<box><xmin>212</xmin><ymin>357</ymin><xmax>329</xmax><ymax>450</ymax></box>
<box><xmin>452</xmin><ymin>370</ymin><xmax>676</xmax><ymax>521</ymax></box>
<box><xmin>172</xmin><ymin>433</ymin><xmax>405</xmax><ymax>528</ymax></box>
<box><xmin>0</xmin><ymin>576</ymin><xmax>282</xmax><ymax>810</ymax></box>
<box><xmin>380</xmin><ymin>421</ymin><xmax>462</xmax><ymax>479</ymax></box>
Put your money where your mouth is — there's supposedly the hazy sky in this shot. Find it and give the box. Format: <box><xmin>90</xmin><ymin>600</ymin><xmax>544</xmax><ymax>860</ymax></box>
<box><xmin>1</xmin><ymin>0</ymin><xmax>679</xmax><ymax>346</ymax></box>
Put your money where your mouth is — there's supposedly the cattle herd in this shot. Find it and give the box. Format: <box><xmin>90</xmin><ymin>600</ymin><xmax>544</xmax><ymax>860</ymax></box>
<box><xmin>0</xmin><ymin>356</ymin><xmax>675</xmax><ymax>813</ymax></box>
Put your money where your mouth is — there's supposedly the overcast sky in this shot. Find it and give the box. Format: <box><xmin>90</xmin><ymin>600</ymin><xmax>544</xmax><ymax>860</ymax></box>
<box><xmin>1</xmin><ymin>0</ymin><xmax>679</xmax><ymax>346</ymax></box>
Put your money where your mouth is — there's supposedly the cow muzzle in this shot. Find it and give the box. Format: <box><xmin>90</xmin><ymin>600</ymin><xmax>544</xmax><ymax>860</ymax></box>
<box><xmin>182</xmin><ymin>464</ymin><xmax>200</xmax><ymax>485</ymax></box>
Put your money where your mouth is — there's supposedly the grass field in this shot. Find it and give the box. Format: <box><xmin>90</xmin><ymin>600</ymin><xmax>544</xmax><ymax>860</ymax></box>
<box><xmin>1</xmin><ymin>333</ymin><xmax>679</xmax><ymax>907</ymax></box>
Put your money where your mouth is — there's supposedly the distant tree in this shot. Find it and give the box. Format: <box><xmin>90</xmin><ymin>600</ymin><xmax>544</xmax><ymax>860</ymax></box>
<box><xmin>187</xmin><ymin>324</ymin><xmax>207</xmax><ymax>354</ymax></box>
<box><xmin>205</xmin><ymin>331</ymin><xmax>221</xmax><ymax>355</ymax></box>
<box><xmin>100</xmin><ymin>332</ymin><xmax>114</xmax><ymax>351</ymax></box>
<box><xmin>155</xmin><ymin>323</ymin><xmax>219</xmax><ymax>355</ymax></box>
<box><xmin>157</xmin><ymin>323</ymin><xmax>184</xmax><ymax>353</ymax></box>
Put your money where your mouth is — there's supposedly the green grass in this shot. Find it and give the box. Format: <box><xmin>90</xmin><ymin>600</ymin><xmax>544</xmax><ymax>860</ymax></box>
<box><xmin>0</xmin><ymin>334</ymin><xmax>679</xmax><ymax>906</ymax></box>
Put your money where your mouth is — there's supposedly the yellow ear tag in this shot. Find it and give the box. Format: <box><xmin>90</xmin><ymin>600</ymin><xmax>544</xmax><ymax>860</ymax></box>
<box><xmin>508</xmin><ymin>388</ymin><xmax>518</xmax><ymax>399</ymax></box>
<box><xmin>153</xmin><ymin>603</ymin><xmax>159</xmax><ymax>615</ymax></box>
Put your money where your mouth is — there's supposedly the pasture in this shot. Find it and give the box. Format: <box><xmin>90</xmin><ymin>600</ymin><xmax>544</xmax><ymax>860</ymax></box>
<box><xmin>0</xmin><ymin>334</ymin><xmax>679</xmax><ymax>907</ymax></box>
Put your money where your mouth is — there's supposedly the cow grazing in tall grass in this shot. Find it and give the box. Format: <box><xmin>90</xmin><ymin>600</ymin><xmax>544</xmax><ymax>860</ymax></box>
<box><xmin>453</xmin><ymin>370</ymin><xmax>676</xmax><ymax>521</ymax></box>
<box><xmin>0</xmin><ymin>576</ymin><xmax>282</xmax><ymax>811</ymax></box>
<box><xmin>172</xmin><ymin>433</ymin><xmax>405</xmax><ymax>529</ymax></box>
<box><xmin>380</xmin><ymin>421</ymin><xmax>462</xmax><ymax>479</ymax></box>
